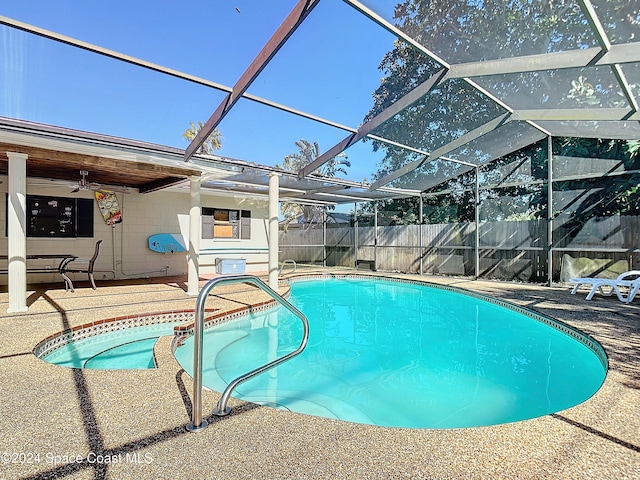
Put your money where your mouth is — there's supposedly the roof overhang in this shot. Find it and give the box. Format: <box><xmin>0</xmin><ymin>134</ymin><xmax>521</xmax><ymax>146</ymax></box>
<box><xmin>0</xmin><ymin>117</ymin><xmax>201</xmax><ymax>193</ymax></box>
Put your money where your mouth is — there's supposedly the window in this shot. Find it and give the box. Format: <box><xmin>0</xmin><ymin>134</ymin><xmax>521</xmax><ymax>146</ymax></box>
<box><xmin>6</xmin><ymin>194</ymin><xmax>94</xmax><ymax>238</ymax></box>
<box><xmin>202</xmin><ymin>208</ymin><xmax>251</xmax><ymax>239</ymax></box>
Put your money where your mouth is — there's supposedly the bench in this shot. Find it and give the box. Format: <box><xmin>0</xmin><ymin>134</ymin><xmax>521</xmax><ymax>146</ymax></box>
<box><xmin>0</xmin><ymin>240</ymin><xmax>102</xmax><ymax>292</ymax></box>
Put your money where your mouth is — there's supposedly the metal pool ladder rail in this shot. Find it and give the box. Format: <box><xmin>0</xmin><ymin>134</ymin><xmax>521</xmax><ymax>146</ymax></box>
<box><xmin>279</xmin><ymin>259</ymin><xmax>296</xmax><ymax>276</ymax></box>
<box><xmin>186</xmin><ymin>274</ymin><xmax>309</xmax><ymax>432</ymax></box>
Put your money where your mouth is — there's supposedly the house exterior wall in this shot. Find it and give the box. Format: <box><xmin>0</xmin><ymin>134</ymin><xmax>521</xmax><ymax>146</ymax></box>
<box><xmin>0</xmin><ymin>178</ymin><xmax>269</xmax><ymax>286</ymax></box>
<box><xmin>196</xmin><ymin>195</ymin><xmax>270</xmax><ymax>275</ymax></box>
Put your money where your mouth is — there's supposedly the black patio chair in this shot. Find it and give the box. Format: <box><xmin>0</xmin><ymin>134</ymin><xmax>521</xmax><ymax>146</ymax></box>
<box><xmin>60</xmin><ymin>240</ymin><xmax>102</xmax><ymax>291</ymax></box>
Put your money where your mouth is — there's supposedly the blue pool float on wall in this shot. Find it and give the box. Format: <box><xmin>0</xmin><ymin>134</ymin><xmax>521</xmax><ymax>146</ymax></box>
<box><xmin>148</xmin><ymin>233</ymin><xmax>187</xmax><ymax>253</ymax></box>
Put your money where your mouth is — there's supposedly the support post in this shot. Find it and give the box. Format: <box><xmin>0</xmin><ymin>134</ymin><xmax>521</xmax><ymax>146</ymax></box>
<box><xmin>268</xmin><ymin>173</ymin><xmax>281</xmax><ymax>290</ymax></box>
<box><xmin>353</xmin><ymin>202</ymin><xmax>358</xmax><ymax>268</ymax></box>
<box><xmin>419</xmin><ymin>194</ymin><xmax>423</xmax><ymax>275</ymax></box>
<box><xmin>187</xmin><ymin>176</ymin><xmax>201</xmax><ymax>296</ymax></box>
<box><xmin>547</xmin><ymin>136</ymin><xmax>554</xmax><ymax>286</ymax></box>
<box><xmin>6</xmin><ymin>152</ymin><xmax>28</xmax><ymax>313</ymax></box>
<box><xmin>322</xmin><ymin>207</ymin><xmax>327</xmax><ymax>268</ymax></box>
<box><xmin>374</xmin><ymin>202</ymin><xmax>378</xmax><ymax>272</ymax></box>
<box><xmin>475</xmin><ymin>166</ymin><xmax>480</xmax><ymax>279</ymax></box>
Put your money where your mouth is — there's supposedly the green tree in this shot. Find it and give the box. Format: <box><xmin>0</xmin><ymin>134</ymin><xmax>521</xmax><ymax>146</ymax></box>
<box><xmin>551</xmin><ymin>137</ymin><xmax>640</xmax><ymax>248</ymax></box>
<box><xmin>182</xmin><ymin>121</ymin><xmax>223</xmax><ymax>154</ymax></box>
<box><xmin>362</xmin><ymin>0</ymin><xmax>640</xmax><ymax>225</ymax></box>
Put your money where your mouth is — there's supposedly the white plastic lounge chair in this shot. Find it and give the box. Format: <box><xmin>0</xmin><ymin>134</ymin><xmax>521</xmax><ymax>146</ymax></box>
<box><xmin>570</xmin><ymin>270</ymin><xmax>640</xmax><ymax>303</ymax></box>
<box><xmin>625</xmin><ymin>278</ymin><xmax>640</xmax><ymax>304</ymax></box>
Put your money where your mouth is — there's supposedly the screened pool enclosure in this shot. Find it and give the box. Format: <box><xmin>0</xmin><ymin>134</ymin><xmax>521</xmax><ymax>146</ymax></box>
<box><xmin>1</xmin><ymin>1</ymin><xmax>639</xmax><ymax>284</ymax></box>
<box><xmin>279</xmin><ymin>136</ymin><xmax>640</xmax><ymax>284</ymax></box>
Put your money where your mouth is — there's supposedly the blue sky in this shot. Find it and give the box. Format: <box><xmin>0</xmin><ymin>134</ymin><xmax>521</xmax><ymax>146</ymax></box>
<box><xmin>0</xmin><ymin>0</ymin><xmax>396</xmax><ymax>183</ymax></box>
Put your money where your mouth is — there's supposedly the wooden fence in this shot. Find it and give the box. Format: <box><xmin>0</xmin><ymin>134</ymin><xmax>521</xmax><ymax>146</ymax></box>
<box><xmin>279</xmin><ymin>216</ymin><xmax>640</xmax><ymax>283</ymax></box>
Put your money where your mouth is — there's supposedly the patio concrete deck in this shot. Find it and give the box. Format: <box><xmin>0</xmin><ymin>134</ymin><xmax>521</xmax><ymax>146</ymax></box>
<box><xmin>0</xmin><ymin>269</ymin><xmax>638</xmax><ymax>479</ymax></box>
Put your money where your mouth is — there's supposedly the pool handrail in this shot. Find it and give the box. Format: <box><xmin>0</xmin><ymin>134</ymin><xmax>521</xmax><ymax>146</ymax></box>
<box><xmin>279</xmin><ymin>259</ymin><xmax>296</xmax><ymax>276</ymax></box>
<box><xmin>186</xmin><ymin>274</ymin><xmax>309</xmax><ymax>432</ymax></box>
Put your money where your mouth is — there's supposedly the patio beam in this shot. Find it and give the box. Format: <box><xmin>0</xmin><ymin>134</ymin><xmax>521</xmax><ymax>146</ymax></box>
<box><xmin>138</xmin><ymin>177</ymin><xmax>188</xmax><ymax>194</ymax></box>
<box><xmin>0</xmin><ymin>142</ymin><xmax>200</xmax><ymax>178</ymax></box>
<box><xmin>298</xmin><ymin>67</ymin><xmax>448</xmax><ymax>179</ymax></box>
<box><xmin>184</xmin><ymin>0</ymin><xmax>321</xmax><ymax>162</ymax></box>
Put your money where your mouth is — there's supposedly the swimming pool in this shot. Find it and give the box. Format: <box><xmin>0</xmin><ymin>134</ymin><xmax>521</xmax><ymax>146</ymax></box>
<box><xmin>41</xmin><ymin>322</ymin><xmax>183</xmax><ymax>369</ymax></box>
<box><xmin>174</xmin><ymin>276</ymin><xmax>607</xmax><ymax>429</ymax></box>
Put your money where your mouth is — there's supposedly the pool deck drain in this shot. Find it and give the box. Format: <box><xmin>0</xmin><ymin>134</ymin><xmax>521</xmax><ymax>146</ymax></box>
<box><xmin>0</xmin><ymin>269</ymin><xmax>638</xmax><ymax>479</ymax></box>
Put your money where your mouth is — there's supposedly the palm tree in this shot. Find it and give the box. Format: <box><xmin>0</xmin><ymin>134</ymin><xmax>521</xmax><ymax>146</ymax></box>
<box><xmin>279</xmin><ymin>139</ymin><xmax>350</xmax><ymax>228</ymax></box>
<box><xmin>281</xmin><ymin>139</ymin><xmax>350</xmax><ymax>176</ymax></box>
<box><xmin>182</xmin><ymin>121</ymin><xmax>223</xmax><ymax>154</ymax></box>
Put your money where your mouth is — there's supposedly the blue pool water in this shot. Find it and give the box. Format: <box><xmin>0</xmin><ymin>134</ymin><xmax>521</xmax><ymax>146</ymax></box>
<box><xmin>173</xmin><ymin>277</ymin><xmax>607</xmax><ymax>429</ymax></box>
<box><xmin>42</xmin><ymin>322</ymin><xmax>182</xmax><ymax>369</ymax></box>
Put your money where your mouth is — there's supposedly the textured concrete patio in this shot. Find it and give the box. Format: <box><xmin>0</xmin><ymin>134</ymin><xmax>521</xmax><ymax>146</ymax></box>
<box><xmin>0</xmin><ymin>269</ymin><xmax>638</xmax><ymax>479</ymax></box>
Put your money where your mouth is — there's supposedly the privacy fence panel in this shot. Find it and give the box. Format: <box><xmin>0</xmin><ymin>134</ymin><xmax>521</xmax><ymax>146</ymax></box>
<box><xmin>554</xmin><ymin>215</ymin><xmax>640</xmax><ymax>282</ymax></box>
<box><xmin>326</xmin><ymin>225</ymin><xmax>354</xmax><ymax>267</ymax></box>
<box><xmin>375</xmin><ymin>225</ymin><xmax>422</xmax><ymax>273</ymax></box>
<box><xmin>278</xmin><ymin>225</ymin><xmax>324</xmax><ymax>265</ymax></box>
<box><xmin>279</xmin><ymin>216</ymin><xmax>639</xmax><ymax>283</ymax></box>
<box><xmin>479</xmin><ymin>220</ymin><xmax>547</xmax><ymax>282</ymax></box>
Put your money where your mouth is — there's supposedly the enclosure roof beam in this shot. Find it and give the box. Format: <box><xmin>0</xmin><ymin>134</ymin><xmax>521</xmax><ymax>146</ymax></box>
<box><xmin>343</xmin><ymin>0</ymin><xmax>451</xmax><ymax>69</ymax></box>
<box><xmin>284</xmin><ymin>185</ymin><xmax>351</xmax><ymax>198</ymax></box>
<box><xmin>423</xmin><ymin>42</ymin><xmax>640</xmax><ymax>80</ymax></box>
<box><xmin>449</xmin><ymin>48</ymin><xmax>602</xmax><ymax>78</ymax></box>
<box><xmin>0</xmin><ymin>15</ymin><xmax>231</xmax><ymax>94</ymax></box>
<box><xmin>370</xmin><ymin>113</ymin><xmax>512</xmax><ymax>190</ymax></box>
<box><xmin>0</xmin><ymin>14</ymin><xmax>360</xmax><ymax>139</ymax></box>
<box><xmin>577</xmin><ymin>0</ymin><xmax>611</xmax><ymax>52</ymax></box>
<box><xmin>599</xmin><ymin>43</ymin><xmax>640</xmax><ymax>65</ymax></box>
<box><xmin>513</xmin><ymin>108</ymin><xmax>634</xmax><ymax>122</ymax></box>
<box><xmin>612</xmin><ymin>66</ymin><xmax>640</xmax><ymax>118</ymax></box>
<box><xmin>576</xmin><ymin>0</ymin><xmax>638</xmax><ymax>117</ymax></box>
<box><xmin>297</xmin><ymin>67</ymin><xmax>449</xmax><ymax>179</ymax></box>
<box><xmin>184</xmin><ymin>0</ymin><xmax>321</xmax><ymax>161</ymax></box>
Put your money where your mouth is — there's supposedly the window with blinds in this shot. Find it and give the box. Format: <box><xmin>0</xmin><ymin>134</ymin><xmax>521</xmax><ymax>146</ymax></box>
<box><xmin>202</xmin><ymin>208</ymin><xmax>251</xmax><ymax>239</ymax></box>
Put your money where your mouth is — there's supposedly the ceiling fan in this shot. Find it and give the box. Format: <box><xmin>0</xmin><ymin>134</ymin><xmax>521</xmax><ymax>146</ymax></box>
<box><xmin>27</xmin><ymin>170</ymin><xmax>133</xmax><ymax>194</ymax></box>
<box><xmin>71</xmin><ymin>170</ymin><xmax>96</xmax><ymax>192</ymax></box>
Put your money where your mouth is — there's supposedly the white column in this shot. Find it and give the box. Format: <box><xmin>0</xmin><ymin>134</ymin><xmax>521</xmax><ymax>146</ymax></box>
<box><xmin>7</xmin><ymin>152</ymin><xmax>28</xmax><ymax>313</ymax></box>
<box><xmin>187</xmin><ymin>175</ymin><xmax>201</xmax><ymax>296</ymax></box>
<box><xmin>268</xmin><ymin>173</ymin><xmax>281</xmax><ymax>290</ymax></box>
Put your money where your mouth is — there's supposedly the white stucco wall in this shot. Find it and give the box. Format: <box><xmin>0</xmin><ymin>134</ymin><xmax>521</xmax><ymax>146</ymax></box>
<box><xmin>0</xmin><ymin>178</ymin><xmax>270</xmax><ymax>286</ymax></box>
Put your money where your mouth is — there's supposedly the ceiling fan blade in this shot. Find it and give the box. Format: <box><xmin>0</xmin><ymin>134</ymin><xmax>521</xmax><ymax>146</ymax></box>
<box><xmin>28</xmin><ymin>178</ymin><xmax>76</xmax><ymax>188</ymax></box>
<box><xmin>26</xmin><ymin>173</ymin><xmax>133</xmax><ymax>194</ymax></box>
